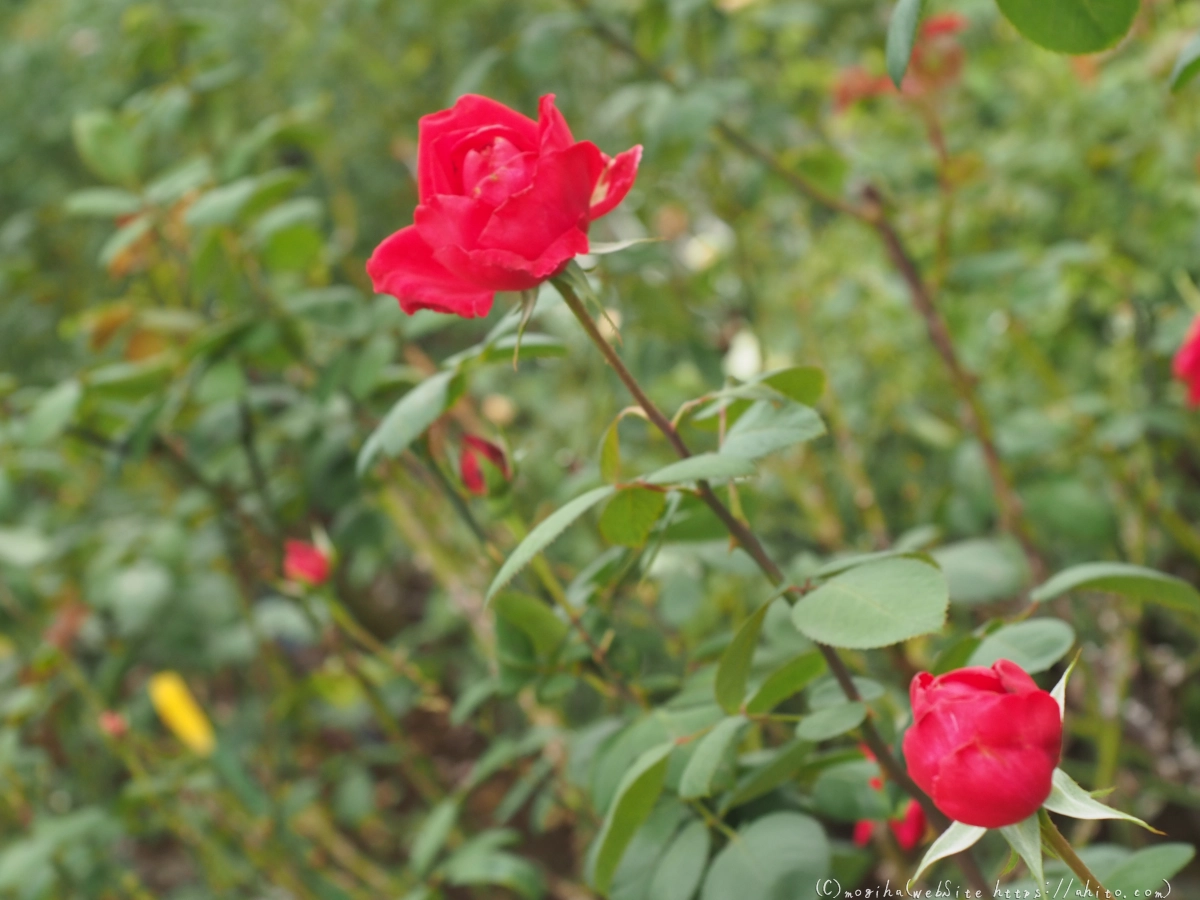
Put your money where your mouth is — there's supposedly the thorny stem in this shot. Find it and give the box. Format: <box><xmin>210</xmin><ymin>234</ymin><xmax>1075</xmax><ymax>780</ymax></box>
<box><xmin>1039</xmin><ymin>810</ymin><xmax>1115</xmax><ymax>898</ymax></box>
<box><xmin>554</xmin><ymin>277</ymin><xmax>989</xmax><ymax>894</ymax></box>
<box><xmin>567</xmin><ymin>0</ymin><xmax>1046</xmax><ymax>585</ymax></box>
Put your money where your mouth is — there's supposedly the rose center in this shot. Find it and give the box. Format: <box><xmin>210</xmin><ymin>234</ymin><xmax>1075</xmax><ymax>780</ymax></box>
<box><xmin>461</xmin><ymin>137</ymin><xmax>535</xmax><ymax>206</ymax></box>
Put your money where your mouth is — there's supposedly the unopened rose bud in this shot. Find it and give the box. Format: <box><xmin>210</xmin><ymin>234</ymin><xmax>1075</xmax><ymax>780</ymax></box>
<box><xmin>284</xmin><ymin>540</ymin><xmax>331</xmax><ymax>587</ymax></box>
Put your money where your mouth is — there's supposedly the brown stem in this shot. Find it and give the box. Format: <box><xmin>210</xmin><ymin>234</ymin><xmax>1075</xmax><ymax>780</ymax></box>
<box><xmin>1040</xmin><ymin>809</ymin><xmax>1115</xmax><ymax>897</ymax></box>
<box><xmin>860</xmin><ymin>188</ymin><xmax>1045</xmax><ymax>582</ymax></box>
<box><xmin>554</xmin><ymin>276</ymin><xmax>989</xmax><ymax>893</ymax></box>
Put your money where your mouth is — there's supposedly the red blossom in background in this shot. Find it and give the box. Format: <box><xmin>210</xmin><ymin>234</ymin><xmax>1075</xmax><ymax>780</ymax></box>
<box><xmin>460</xmin><ymin>435</ymin><xmax>511</xmax><ymax>496</ymax></box>
<box><xmin>833</xmin><ymin>13</ymin><xmax>969</xmax><ymax>112</ymax></box>
<box><xmin>368</xmin><ymin>94</ymin><xmax>642</xmax><ymax>319</ymax></box>
<box><xmin>284</xmin><ymin>540</ymin><xmax>331</xmax><ymax>586</ymax></box>
<box><xmin>98</xmin><ymin>711</ymin><xmax>129</xmax><ymax>739</ymax></box>
<box><xmin>1174</xmin><ymin>315</ymin><xmax>1200</xmax><ymax>406</ymax></box>
<box><xmin>852</xmin><ymin>744</ymin><xmax>928</xmax><ymax>850</ymax></box>
<box><xmin>902</xmin><ymin>660</ymin><xmax>1062</xmax><ymax>828</ymax></box>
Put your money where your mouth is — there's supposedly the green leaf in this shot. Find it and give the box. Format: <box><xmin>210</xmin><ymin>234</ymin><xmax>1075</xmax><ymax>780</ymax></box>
<box><xmin>184</xmin><ymin>178</ymin><xmax>260</xmax><ymax>228</ymax></box>
<box><xmin>491</xmin><ymin>592</ymin><xmax>569</xmax><ymax>658</ymax></box>
<box><xmin>591</xmin><ymin>743</ymin><xmax>674</xmax><ymax>894</ymax></box>
<box><xmin>700</xmin><ymin>812</ymin><xmax>829</xmax><ymax>900</ymax></box>
<box><xmin>1104</xmin><ymin>844</ymin><xmax>1195</xmax><ymax>898</ymax></box>
<box><xmin>1031</xmin><ymin>562</ymin><xmax>1200</xmax><ymax>614</ymax></box>
<box><xmin>486</xmin><ymin>486</ymin><xmax>617</xmax><ymax>602</ymax></box>
<box><xmin>24</xmin><ymin>380</ymin><xmax>82</xmax><ymax>446</ymax></box>
<box><xmin>931</xmin><ymin>538</ymin><xmax>1031</xmax><ymax>606</ymax></box>
<box><xmin>98</xmin><ymin>214</ymin><xmax>153</xmax><ymax>268</ymax></box>
<box><xmin>886</xmin><ymin>0</ymin><xmax>925</xmax><ymax>87</ymax></box>
<box><xmin>442</xmin><ymin>847</ymin><xmax>544</xmax><ymax>900</ymax></box>
<box><xmin>999</xmin><ymin>814</ymin><xmax>1043</xmax><ymax>890</ymax></box>
<box><xmin>600</xmin><ymin>487</ymin><xmax>668</xmax><ymax>547</ymax></box>
<box><xmin>1171</xmin><ymin>33</ymin><xmax>1200</xmax><ymax>91</ymax></box>
<box><xmin>1042</xmin><ymin>768</ymin><xmax>1159</xmax><ymax>832</ymax></box>
<box><xmin>410</xmin><ymin>798</ymin><xmax>459</xmax><ymax>877</ymax></box>
<box><xmin>589</xmin><ymin>237</ymin><xmax>661</xmax><ymax>255</ymax></box>
<box><xmin>600</xmin><ymin>418</ymin><xmax>622</xmax><ymax>483</ymax></box>
<box><xmin>679</xmin><ymin>716</ymin><xmax>748</xmax><ymax>799</ymax></box>
<box><xmin>1050</xmin><ymin>652</ymin><xmax>1080</xmax><ymax>719</ymax></box>
<box><xmin>910</xmin><ymin>821</ymin><xmax>987</xmax><ymax>885</ymax></box>
<box><xmin>791</xmin><ymin>558</ymin><xmax>948</xmax><ymax>649</ymax></box>
<box><xmin>643</xmin><ymin>453</ymin><xmax>756</xmax><ymax>486</ymax></box>
<box><xmin>647</xmin><ymin>820</ymin><xmax>710</xmax><ymax>900</ymax></box>
<box><xmin>995</xmin><ymin>0</ymin><xmax>1139</xmax><ymax>54</ymax></box>
<box><xmin>795</xmin><ymin>702</ymin><xmax>866</xmax><ymax>742</ymax></box>
<box><xmin>720</xmin><ymin>401</ymin><xmax>825</xmax><ymax>460</ymax></box>
<box><xmin>757</xmin><ymin>366</ymin><xmax>826</xmax><ymax>407</ymax></box>
<box><xmin>745</xmin><ymin>651</ymin><xmax>827</xmax><ymax>714</ymax></box>
<box><xmin>715</xmin><ymin>601</ymin><xmax>772</xmax><ymax>713</ymax></box>
<box><xmin>73</xmin><ymin>110</ymin><xmax>141</xmax><ymax>186</ymax></box>
<box><xmin>967</xmin><ymin>618</ymin><xmax>1075</xmax><ymax>674</ymax></box>
<box><xmin>722</xmin><ymin>739</ymin><xmax>812</xmax><ymax>812</ymax></box>
<box><xmin>64</xmin><ymin>188</ymin><xmax>143</xmax><ymax>218</ymax></box>
<box><xmin>0</xmin><ymin>528</ymin><xmax>52</xmax><ymax>568</ymax></box>
<box><xmin>356</xmin><ymin>370</ymin><xmax>457</xmax><ymax>476</ymax></box>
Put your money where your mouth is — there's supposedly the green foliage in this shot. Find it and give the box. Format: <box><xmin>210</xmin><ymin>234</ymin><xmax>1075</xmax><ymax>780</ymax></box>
<box><xmin>995</xmin><ymin>0</ymin><xmax>1140</xmax><ymax>54</ymax></box>
<box><xmin>3</xmin><ymin>0</ymin><xmax>1199</xmax><ymax>896</ymax></box>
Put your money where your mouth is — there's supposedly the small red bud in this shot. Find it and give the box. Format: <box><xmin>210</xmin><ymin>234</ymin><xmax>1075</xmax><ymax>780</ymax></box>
<box><xmin>284</xmin><ymin>540</ymin><xmax>331</xmax><ymax>586</ymax></box>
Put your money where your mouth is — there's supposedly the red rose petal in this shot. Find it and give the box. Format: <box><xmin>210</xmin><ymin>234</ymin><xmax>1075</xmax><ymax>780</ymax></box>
<box><xmin>589</xmin><ymin>145</ymin><xmax>643</xmax><ymax>220</ymax></box>
<box><xmin>367</xmin><ymin>225</ymin><xmax>494</xmax><ymax>317</ymax></box>
<box><xmin>418</xmin><ymin>95</ymin><xmax>539</xmax><ymax>200</ymax></box>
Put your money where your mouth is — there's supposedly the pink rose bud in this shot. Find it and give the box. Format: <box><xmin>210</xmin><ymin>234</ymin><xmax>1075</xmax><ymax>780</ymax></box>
<box><xmin>902</xmin><ymin>659</ymin><xmax>1062</xmax><ymax>828</ymax></box>
<box><xmin>460</xmin><ymin>435</ymin><xmax>511</xmax><ymax>496</ymax></box>
<box><xmin>1174</xmin><ymin>314</ymin><xmax>1200</xmax><ymax>406</ymax></box>
<box><xmin>367</xmin><ymin>94</ymin><xmax>642</xmax><ymax>319</ymax></box>
<box><xmin>283</xmin><ymin>540</ymin><xmax>331</xmax><ymax>586</ymax></box>
<box><xmin>98</xmin><ymin>710</ymin><xmax>128</xmax><ymax>739</ymax></box>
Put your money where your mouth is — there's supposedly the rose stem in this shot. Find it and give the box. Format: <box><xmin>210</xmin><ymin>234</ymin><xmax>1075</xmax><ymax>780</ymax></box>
<box><xmin>554</xmin><ymin>275</ymin><xmax>990</xmax><ymax>895</ymax></box>
<box><xmin>1039</xmin><ymin>809</ymin><xmax>1114</xmax><ymax>897</ymax></box>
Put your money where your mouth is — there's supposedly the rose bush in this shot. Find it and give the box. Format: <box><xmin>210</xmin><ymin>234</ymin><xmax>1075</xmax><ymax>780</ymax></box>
<box><xmin>367</xmin><ymin>94</ymin><xmax>641</xmax><ymax>318</ymax></box>
<box><xmin>903</xmin><ymin>660</ymin><xmax>1062</xmax><ymax>828</ymax></box>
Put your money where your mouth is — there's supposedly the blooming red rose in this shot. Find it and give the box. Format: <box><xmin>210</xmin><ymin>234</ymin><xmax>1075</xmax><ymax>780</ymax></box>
<box><xmin>460</xmin><ymin>434</ymin><xmax>511</xmax><ymax>496</ymax></box>
<box><xmin>284</xmin><ymin>540</ymin><xmax>331</xmax><ymax>586</ymax></box>
<box><xmin>902</xmin><ymin>659</ymin><xmax>1062</xmax><ymax>828</ymax></box>
<box><xmin>368</xmin><ymin>94</ymin><xmax>642</xmax><ymax>319</ymax></box>
<box><xmin>1174</xmin><ymin>314</ymin><xmax>1200</xmax><ymax>406</ymax></box>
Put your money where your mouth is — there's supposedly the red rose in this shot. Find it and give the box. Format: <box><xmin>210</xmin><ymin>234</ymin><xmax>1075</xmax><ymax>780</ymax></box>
<box><xmin>460</xmin><ymin>434</ymin><xmax>511</xmax><ymax>496</ymax></box>
<box><xmin>284</xmin><ymin>540</ymin><xmax>331</xmax><ymax>586</ymax></box>
<box><xmin>368</xmin><ymin>94</ymin><xmax>642</xmax><ymax>319</ymax></box>
<box><xmin>1174</xmin><ymin>314</ymin><xmax>1200</xmax><ymax>406</ymax></box>
<box><xmin>902</xmin><ymin>659</ymin><xmax>1062</xmax><ymax>828</ymax></box>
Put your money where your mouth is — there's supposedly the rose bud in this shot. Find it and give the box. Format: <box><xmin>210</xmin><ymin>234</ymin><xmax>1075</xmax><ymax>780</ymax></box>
<box><xmin>367</xmin><ymin>94</ymin><xmax>642</xmax><ymax>319</ymax></box>
<box><xmin>98</xmin><ymin>710</ymin><xmax>128</xmax><ymax>739</ymax></box>
<box><xmin>459</xmin><ymin>434</ymin><xmax>511</xmax><ymax>496</ymax></box>
<box><xmin>888</xmin><ymin>800</ymin><xmax>927</xmax><ymax>851</ymax></box>
<box><xmin>283</xmin><ymin>540</ymin><xmax>331</xmax><ymax>587</ymax></box>
<box><xmin>1173</xmin><ymin>314</ymin><xmax>1200</xmax><ymax>406</ymax></box>
<box><xmin>902</xmin><ymin>659</ymin><xmax>1062</xmax><ymax>828</ymax></box>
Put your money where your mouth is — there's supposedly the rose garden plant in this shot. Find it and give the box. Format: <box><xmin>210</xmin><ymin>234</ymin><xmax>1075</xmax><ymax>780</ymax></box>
<box><xmin>3</xmin><ymin>0</ymin><xmax>1200</xmax><ymax>897</ymax></box>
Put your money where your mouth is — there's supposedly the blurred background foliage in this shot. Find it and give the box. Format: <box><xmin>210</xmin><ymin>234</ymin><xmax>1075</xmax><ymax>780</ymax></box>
<box><xmin>4</xmin><ymin>0</ymin><xmax>1200</xmax><ymax>896</ymax></box>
